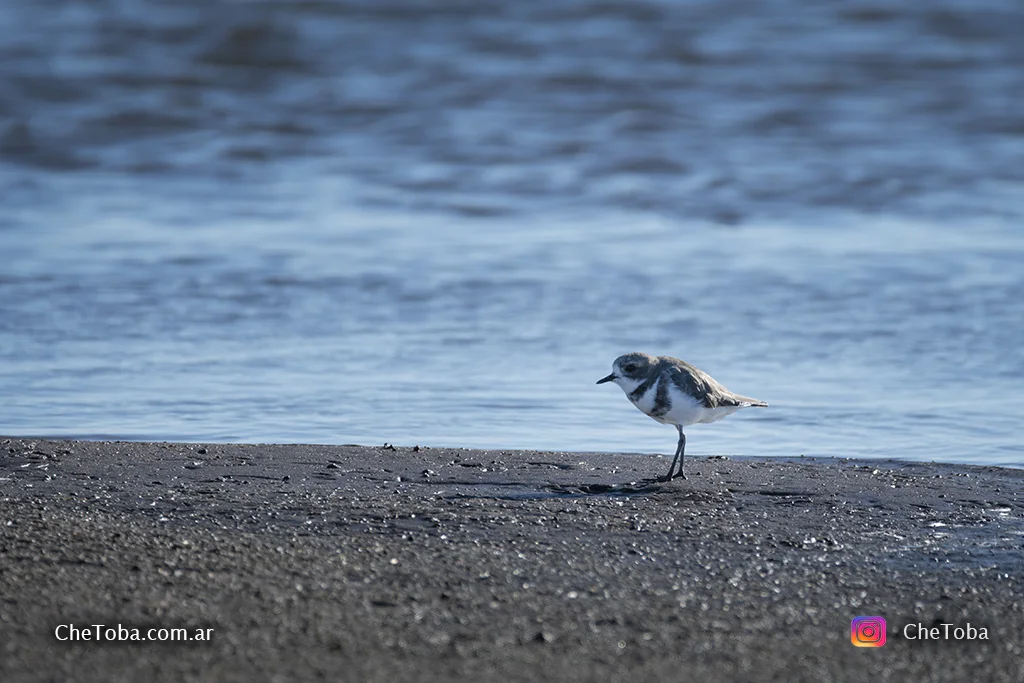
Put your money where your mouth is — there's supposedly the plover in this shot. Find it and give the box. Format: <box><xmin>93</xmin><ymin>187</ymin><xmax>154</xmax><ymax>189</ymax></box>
<box><xmin>597</xmin><ymin>352</ymin><xmax>767</xmax><ymax>481</ymax></box>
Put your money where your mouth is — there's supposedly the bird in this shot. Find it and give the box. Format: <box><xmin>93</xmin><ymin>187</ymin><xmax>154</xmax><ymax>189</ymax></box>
<box><xmin>597</xmin><ymin>352</ymin><xmax>767</xmax><ymax>481</ymax></box>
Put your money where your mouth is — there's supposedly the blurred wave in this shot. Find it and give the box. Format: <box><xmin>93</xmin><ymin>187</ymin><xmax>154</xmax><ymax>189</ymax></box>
<box><xmin>2</xmin><ymin>0</ymin><xmax>1022</xmax><ymax>220</ymax></box>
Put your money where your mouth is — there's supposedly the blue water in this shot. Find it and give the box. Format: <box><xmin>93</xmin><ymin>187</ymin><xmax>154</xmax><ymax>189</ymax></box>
<box><xmin>2</xmin><ymin>1</ymin><xmax>1023</xmax><ymax>465</ymax></box>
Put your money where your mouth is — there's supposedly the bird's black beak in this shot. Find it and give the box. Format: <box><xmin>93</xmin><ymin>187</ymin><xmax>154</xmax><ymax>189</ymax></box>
<box><xmin>596</xmin><ymin>373</ymin><xmax>616</xmax><ymax>384</ymax></box>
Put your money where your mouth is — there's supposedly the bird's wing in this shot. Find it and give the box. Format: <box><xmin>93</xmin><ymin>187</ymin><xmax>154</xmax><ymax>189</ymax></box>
<box><xmin>666</xmin><ymin>361</ymin><xmax>767</xmax><ymax>408</ymax></box>
<box><xmin>665</xmin><ymin>362</ymin><xmax>730</xmax><ymax>408</ymax></box>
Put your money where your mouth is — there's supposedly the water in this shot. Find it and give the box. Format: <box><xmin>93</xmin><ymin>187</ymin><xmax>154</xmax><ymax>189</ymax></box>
<box><xmin>2</xmin><ymin>1</ymin><xmax>1022</xmax><ymax>465</ymax></box>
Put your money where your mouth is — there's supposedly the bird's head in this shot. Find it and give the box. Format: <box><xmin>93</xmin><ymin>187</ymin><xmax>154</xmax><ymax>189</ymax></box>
<box><xmin>596</xmin><ymin>352</ymin><xmax>655</xmax><ymax>392</ymax></box>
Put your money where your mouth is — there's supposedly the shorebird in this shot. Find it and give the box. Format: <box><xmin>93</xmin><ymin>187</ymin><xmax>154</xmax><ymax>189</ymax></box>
<box><xmin>597</xmin><ymin>352</ymin><xmax>767</xmax><ymax>481</ymax></box>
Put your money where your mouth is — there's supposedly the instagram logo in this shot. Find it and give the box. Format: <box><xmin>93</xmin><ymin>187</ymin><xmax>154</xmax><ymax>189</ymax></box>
<box><xmin>851</xmin><ymin>616</ymin><xmax>887</xmax><ymax>647</ymax></box>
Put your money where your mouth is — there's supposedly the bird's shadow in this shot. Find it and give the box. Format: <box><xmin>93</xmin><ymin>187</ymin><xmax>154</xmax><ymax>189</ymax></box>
<box><xmin>545</xmin><ymin>478</ymin><xmax>672</xmax><ymax>496</ymax></box>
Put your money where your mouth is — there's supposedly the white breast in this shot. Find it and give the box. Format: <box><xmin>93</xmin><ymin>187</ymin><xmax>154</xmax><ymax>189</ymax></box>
<box><xmin>627</xmin><ymin>379</ymin><xmax>702</xmax><ymax>426</ymax></box>
<box><xmin>660</xmin><ymin>382</ymin><xmax>710</xmax><ymax>426</ymax></box>
<box><xmin>628</xmin><ymin>380</ymin><xmax>660</xmax><ymax>417</ymax></box>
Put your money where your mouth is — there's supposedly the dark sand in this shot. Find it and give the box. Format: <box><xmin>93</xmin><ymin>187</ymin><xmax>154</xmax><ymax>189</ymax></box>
<box><xmin>2</xmin><ymin>438</ymin><xmax>1023</xmax><ymax>682</ymax></box>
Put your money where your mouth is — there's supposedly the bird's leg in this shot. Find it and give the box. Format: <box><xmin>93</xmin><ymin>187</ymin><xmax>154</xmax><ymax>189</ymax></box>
<box><xmin>662</xmin><ymin>427</ymin><xmax>685</xmax><ymax>482</ymax></box>
<box><xmin>671</xmin><ymin>426</ymin><xmax>687</xmax><ymax>480</ymax></box>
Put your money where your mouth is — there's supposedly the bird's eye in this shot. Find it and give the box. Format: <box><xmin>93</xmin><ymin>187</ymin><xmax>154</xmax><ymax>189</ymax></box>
<box><xmin>623</xmin><ymin>364</ymin><xmax>637</xmax><ymax>373</ymax></box>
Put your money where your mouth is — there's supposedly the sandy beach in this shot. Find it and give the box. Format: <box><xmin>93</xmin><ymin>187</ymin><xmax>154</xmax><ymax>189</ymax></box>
<box><xmin>2</xmin><ymin>437</ymin><xmax>1022</xmax><ymax>682</ymax></box>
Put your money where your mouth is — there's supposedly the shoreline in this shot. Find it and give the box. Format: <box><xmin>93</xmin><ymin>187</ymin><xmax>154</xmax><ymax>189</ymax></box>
<box><xmin>2</xmin><ymin>437</ymin><xmax>1023</xmax><ymax>682</ymax></box>
<box><xmin>8</xmin><ymin>432</ymin><xmax>1022</xmax><ymax>471</ymax></box>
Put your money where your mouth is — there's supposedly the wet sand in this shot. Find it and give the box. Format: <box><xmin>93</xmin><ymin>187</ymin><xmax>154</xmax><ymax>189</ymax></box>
<box><xmin>2</xmin><ymin>437</ymin><xmax>1023</xmax><ymax>682</ymax></box>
